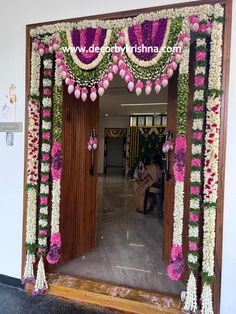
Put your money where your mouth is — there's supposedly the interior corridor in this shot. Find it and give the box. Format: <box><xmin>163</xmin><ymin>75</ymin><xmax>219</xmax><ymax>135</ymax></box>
<box><xmin>55</xmin><ymin>174</ymin><xmax>185</xmax><ymax>295</ymax></box>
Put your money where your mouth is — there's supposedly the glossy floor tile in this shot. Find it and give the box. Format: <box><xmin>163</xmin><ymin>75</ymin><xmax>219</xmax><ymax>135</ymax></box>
<box><xmin>55</xmin><ymin>174</ymin><xmax>185</xmax><ymax>295</ymax></box>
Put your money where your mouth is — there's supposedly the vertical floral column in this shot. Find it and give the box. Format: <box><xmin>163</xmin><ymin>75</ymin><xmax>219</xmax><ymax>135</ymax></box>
<box><xmin>34</xmin><ymin>51</ymin><xmax>53</xmax><ymax>294</ymax></box>
<box><xmin>201</xmin><ymin>5</ymin><xmax>224</xmax><ymax>314</ymax></box>
<box><xmin>46</xmin><ymin>67</ymin><xmax>63</xmax><ymax>264</ymax></box>
<box><xmin>23</xmin><ymin>46</ymin><xmax>41</xmax><ymax>283</ymax></box>
<box><xmin>167</xmin><ymin>19</ymin><xmax>190</xmax><ymax>281</ymax></box>
<box><xmin>183</xmin><ymin>19</ymin><xmax>208</xmax><ymax>312</ymax></box>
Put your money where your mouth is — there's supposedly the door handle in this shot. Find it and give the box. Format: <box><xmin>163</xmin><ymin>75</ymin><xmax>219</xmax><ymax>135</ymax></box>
<box><xmin>162</xmin><ymin>130</ymin><xmax>174</xmax><ymax>181</ymax></box>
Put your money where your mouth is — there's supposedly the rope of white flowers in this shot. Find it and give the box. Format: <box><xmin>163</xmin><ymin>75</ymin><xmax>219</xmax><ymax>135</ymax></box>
<box><xmin>34</xmin><ymin>53</ymin><xmax>54</xmax><ymax>294</ymax></box>
<box><xmin>201</xmin><ymin>5</ymin><xmax>224</xmax><ymax>314</ymax></box>
<box><xmin>30</xmin><ymin>4</ymin><xmax>222</xmax><ymax>37</ymax></box>
<box><xmin>167</xmin><ymin>18</ymin><xmax>190</xmax><ymax>281</ymax></box>
<box><xmin>23</xmin><ymin>46</ymin><xmax>41</xmax><ymax>283</ymax></box>
<box><xmin>183</xmin><ymin>18</ymin><xmax>208</xmax><ymax>312</ymax></box>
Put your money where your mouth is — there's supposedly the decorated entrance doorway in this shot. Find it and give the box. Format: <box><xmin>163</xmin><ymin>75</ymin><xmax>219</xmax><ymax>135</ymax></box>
<box><xmin>52</xmin><ymin>74</ymin><xmax>185</xmax><ymax>295</ymax></box>
<box><xmin>22</xmin><ymin>2</ymin><xmax>228</xmax><ymax>313</ymax></box>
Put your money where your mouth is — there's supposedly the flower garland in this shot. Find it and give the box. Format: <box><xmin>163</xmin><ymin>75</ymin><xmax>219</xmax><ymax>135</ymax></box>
<box><xmin>183</xmin><ymin>18</ymin><xmax>209</xmax><ymax>312</ymax></box>
<box><xmin>124</xmin><ymin>19</ymin><xmax>171</xmax><ymax>68</ymax></box>
<box><xmin>66</xmin><ymin>28</ymin><xmax>112</xmax><ymax>70</ymax></box>
<box><xmin>33</xmin><ymin>52</ymin><xmax>53</xmax><ymax>294</ymax></box>
<box><xmin>46</xmin><ymin>67</ymin><xmax>63</xmax><ymax>265</ymax></box>
<box><xmin>30</xmin><ymin>4</ymin><xmax>220</xmax><ymax>37</ymax></box>
<box><xmin>167</xmin><ymin>18</ymin><xmax>190</xmax><ymax>281</ymax></box>
<box><xmin>23</xmin><ymin>45</ymin><xmax>41</xmax><ymax>284</ymax></box>
<box><xmin>201</xmin><ymin>7</ymin><xmax>224</xmax><ymax>314</ymax></box>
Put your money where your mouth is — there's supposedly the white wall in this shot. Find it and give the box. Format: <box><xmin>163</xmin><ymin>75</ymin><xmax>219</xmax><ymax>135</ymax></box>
<box><xmin>0</xmin><ymin>1</ymin><xmax>235</xmax><ymax>313</ymax></box>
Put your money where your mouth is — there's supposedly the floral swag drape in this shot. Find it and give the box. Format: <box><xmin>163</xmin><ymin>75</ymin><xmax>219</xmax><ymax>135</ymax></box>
<box><xmin>24</xmin><ymin>4</ymin><xmax>224</xmax><ymax>314</ymax></box>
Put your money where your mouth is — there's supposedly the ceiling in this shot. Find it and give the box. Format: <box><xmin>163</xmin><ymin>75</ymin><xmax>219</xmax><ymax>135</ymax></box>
<box><xmin>99</xmin><ymin>75</ymin><xmax>168</xmax><ymax>117</ymax></box>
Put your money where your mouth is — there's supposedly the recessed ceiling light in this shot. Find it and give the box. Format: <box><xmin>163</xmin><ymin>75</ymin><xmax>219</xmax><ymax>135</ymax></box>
<box><xmin>120</xmin><ymin>102</ymin><xmax>167</xmax><ymax>107</ymax></box>
<box><xmin>105</xmin><ymin>113</ymin><xmax>109</xmax><ymax>117</ymax></box>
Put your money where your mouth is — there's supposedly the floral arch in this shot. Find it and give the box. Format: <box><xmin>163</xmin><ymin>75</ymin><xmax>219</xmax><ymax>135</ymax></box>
<box><xmin>24</xmin><ymin>3</ymin><xmax>224</xmax><ymax>314</ymax></box>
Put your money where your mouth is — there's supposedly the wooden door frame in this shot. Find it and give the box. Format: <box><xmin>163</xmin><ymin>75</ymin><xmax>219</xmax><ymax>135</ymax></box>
<box><xmin>22</xmin><ymin>1</ymin><xmax>232</xmax><ymax>313</ymax></box>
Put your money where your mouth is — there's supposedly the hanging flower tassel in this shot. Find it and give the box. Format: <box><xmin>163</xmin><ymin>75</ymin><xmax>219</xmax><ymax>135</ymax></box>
<box><xmin>74</xmin><ymin>85</ymin><xmax>81</xmax><ymax>99</ymax></box>
<box><xmin>22</xmin><ymin>253</ymin><xmax>35</xmax><ymax>284</ymax></box>
<box><xmin>98</xmin><ymin>82</ymin><xmax>105</xmax><ymax>96</ymax></box>
<box><xmin>46</xmin><ymin>232</ymin><xmax>61</xmax><ymax>264</ymax></box>
<box><xmin>81</xmin><ymin>87</ymin><xmax>88</xmax><ymax>102</ymax></box>
<box><xmin>107</xmin><ymin>68</ymin><xmax>114</xmax><ymax>81</ymax></box>
<box><xmin>154</xmin><ymin>79</ymin><xmax>161</xmax><ymax>94</ymax></box>
<box><xmin>161</xmin><ymin>74</ymin><xmax>169</xmax><ymax>88</ymax></box>
<box><xmin>201</xmin><ymin>283</ymin><xmax>213</xmax><ymax>314</ymax></box>
<box><xmin>127</xmin><ymin>76</ymin><xmax>134</xmax><ymax>92</ymax></box>
<box><xmin>90</xmin><ymin>87</ymin><xmax>97</xmax><ymax>102</ymax></box>
<box><xmin>33</xmin><ymin>256</ymin><xmax>48</xmax><ymax>295</ymax></box>
<box><xmin>135</xmin><ymin>80</ymin><xmax>143</xmax><ymax>96</ymax></box>
<box><xmin>102</xmin><ymin>75</ymin><xmax>109</xmax><ymax>90</ymax></box>
<box><xmin>183</xmin><ymin>271</ymin><xmax>198</xmax><ymax>312</ymax></box>
<box><xmin>145</xmin><ymin>81</ymin><xmax>153</xmax><ymax>95</ymax></box>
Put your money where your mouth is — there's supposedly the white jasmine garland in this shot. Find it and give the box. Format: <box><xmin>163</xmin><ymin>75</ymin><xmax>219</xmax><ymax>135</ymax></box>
<box><xmin>190</xmin><ymin>199</ymin><xmax>200</xmax><ymax>209</ymax></box>
<box><xmin>189</xmin><ymin>226</ymin><xmax>199</xmax><ymax>238</ymax></box>
<box><xmin>42</xmin><ymin>121</ymin><xmax>51</xmax><ymax>130</ymax></box>
<box><xmin>173</xmin><ymin>182</ymin><xmax>184</xmax><ymax>246</ymax></box>
<box><xmin>23</xmin><ymin>44</ymin><xmax>41</xmax><ymax>283</ymax></box>
<box><xmin>188</xmin><ymin>254</ymin><xmax>198</xmax><ymax>264</ymax></box>
<box><xmin>42</xmin><ymin>143</ymin><xmax>50</xmax><ymax>152</ymax></box>
<box><xmin>190</xmin><ymin>170</ymin><xmax>201</xmax><ymax>182</ymax></box>
<box><xmin>30</xmin><ymin>4</ymin><xmax>217</xmax><ymax>37</ymax></box>
<box><xmin>193</xmin><ymin>119</ymin><xmax>203</xmax><ymax>131</ymax></box>
<box><xmin>43</xmin><ymin>59</ymin><xmax>53</xmax><ymax>68</ymax></box>
<box><xmin>42</xmin><ymin>98</ymin><xmax>52</xmax><ymax>107</ymax></box>
<box><xmin>40</xmin><ymin>184</ymin><xmax>49</xmax><ymax>194</ymax></box>
<box><xmin>43</xmin><ymin>78</ymin><xmax>51</xmax><ymax>87</ymax></box>
<box><xmin>41</xmin><ymin>163</ymin><xmax>50</xmax><ymax>173</ymax></box>
<box><xmin>51</xmin><ymin>180</ymin><xmax>61</xmax><ymax>233</ymax></box>
<box><xmin>201</xmin><ymin>5</ymin><xmax>224</xmax><ymax>313</ymax></box>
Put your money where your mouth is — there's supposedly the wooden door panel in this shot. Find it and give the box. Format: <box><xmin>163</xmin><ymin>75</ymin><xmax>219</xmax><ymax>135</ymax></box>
<box><xmin>49</xmin><ymin>84</ymin><xmax>99</xmax><ymax>269</ymax></box>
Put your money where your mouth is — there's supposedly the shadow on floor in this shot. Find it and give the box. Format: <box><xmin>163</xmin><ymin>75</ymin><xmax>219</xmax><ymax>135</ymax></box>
<box><xmin>0</xmin><ymin>283</ymin><xmax>112</xmax><ymax>314</ymax></box>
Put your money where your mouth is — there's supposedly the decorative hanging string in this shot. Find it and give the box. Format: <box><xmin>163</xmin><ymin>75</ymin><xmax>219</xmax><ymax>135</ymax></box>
<box><xmin>46</xmin><ymin>67</ymin><xmax>63</xmax><ymax>265</ymax></box>
<box><xmin>183</xmin><ymin>17</ymin><xmax>209</xmax><ymax>313</ymax></box>
<box><xmin>22</xmin><ymin>45</ymin><xmax>41</xmax><ymax>284</ymax></box>
<box><xmin>33</xmin><ymin>52</ymin><xmax>54</xmax><ymax>294</ymax></box>
<box><xmin>167</xmin><ymin>17</ymin><xmax>190</xmax><ymax>281</ymax></box>
<box><xmin>201</xmin><ymin>5</ymin><xmax>224</xmax><ymax>314</ymax></box>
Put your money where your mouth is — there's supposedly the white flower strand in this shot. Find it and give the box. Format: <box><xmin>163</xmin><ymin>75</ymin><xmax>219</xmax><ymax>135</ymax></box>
<box><xmin>30</xmin><ymin>4</ymin><xmax>220</xmax><ymax>37</ymax></box>
<box><xmin>173</xmin><ymin>181</ymin><xmax>184</xmax><ymax>245</ymax></box>
<box><xmin>183</xmin><ymin>271</ymin><xmax>198</xmax><ymax>312</ymax></box>
<box><xmin>172</xmin><ymin>20</ymin><xmax>190</xmax><ymax>249</ymax></box>
<box><xmin>34</xmin><ymin>256</ymin><xmax>48</xmax><ymax>292</ymax></box>
<box><xmin>201</xmin><ymin>283</ymin><xmax>214</xmax><ymax>314</ymax></box>
<box><xmin>201</xmin><ymin>5</ymin><xmax>224</xmax><ymax>314</ymax></box>
<box><xmin>23</xmin><ymin>253</ymin><xmax>35</xmax><ymax>283</ymax></box>
<box><xmin>23</xmin><ymin>45</ymin><xmax>41</xmax><ymax>282</ymax></box>
<box><xmin>51</xmin><ymin>180</ymin><xmax>61</xmax><ymax>233</ymax></box>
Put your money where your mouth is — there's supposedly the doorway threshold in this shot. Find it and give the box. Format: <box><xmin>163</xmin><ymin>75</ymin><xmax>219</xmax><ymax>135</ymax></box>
<box><xmin>25</xmin><ymin>273</ymin><xmax>182</xmax><ymax>314</ymax></box>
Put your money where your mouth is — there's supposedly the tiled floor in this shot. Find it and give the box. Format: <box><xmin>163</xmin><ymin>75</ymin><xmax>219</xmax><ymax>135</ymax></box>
<box><xmin>55</xmin><ymin>174</ymin><xmax>185</xmax><ymax>295</ymax></box>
